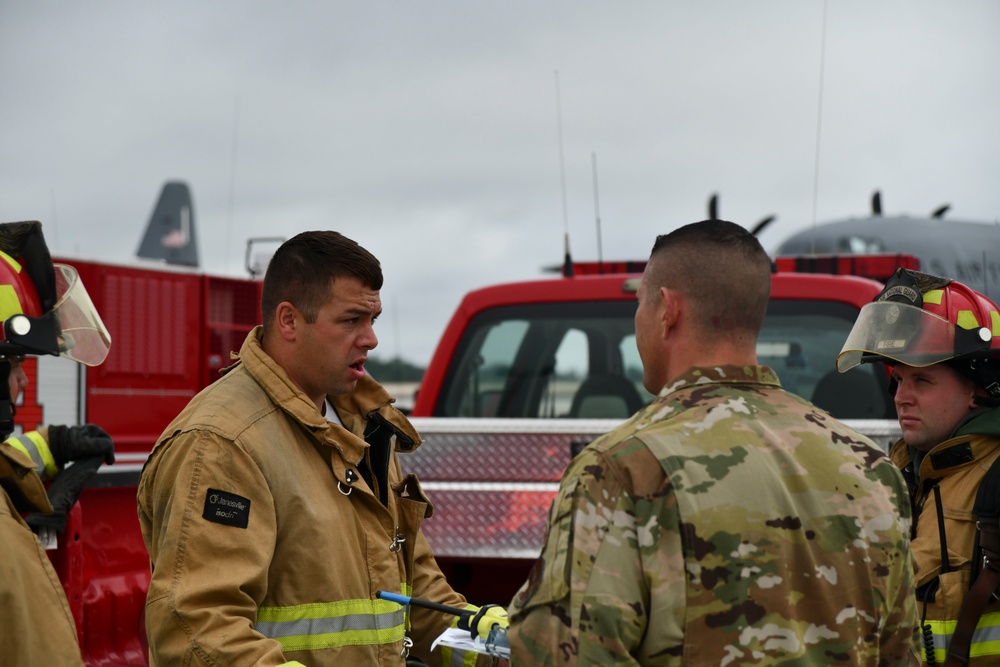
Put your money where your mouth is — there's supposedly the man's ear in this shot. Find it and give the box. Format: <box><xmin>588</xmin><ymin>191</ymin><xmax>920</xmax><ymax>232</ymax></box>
<box><xmin>661</xmin><ymin>287</ymin><xmax>681</xmax><ymax>339</ymax></box>
<box><xmin>971</xmin><ymin>385</ymin><xmax>989</xmax><ymax>409</ymax></box>
<box><xmin>275</xmin><ymin>302</ymin><xmax>300</xmax><ymax>341</ymax></box>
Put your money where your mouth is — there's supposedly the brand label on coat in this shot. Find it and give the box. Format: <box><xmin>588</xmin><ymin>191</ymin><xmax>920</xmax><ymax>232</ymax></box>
<box><xmin>203</xmin><ymin>488</ymin><xmax>251</xmax><ymax>529</ymax></box>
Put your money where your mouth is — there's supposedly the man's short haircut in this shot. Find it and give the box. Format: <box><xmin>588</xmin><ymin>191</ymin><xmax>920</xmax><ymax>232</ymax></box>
<box><xmin>647</xmin><ymin>219</ymin><xmax>772</xmax><ymax>338</ymax></box>
<box><xmin>261</xmin><ymin>231</ymin><xmax>382</xmax><ymax>329</ymax></box>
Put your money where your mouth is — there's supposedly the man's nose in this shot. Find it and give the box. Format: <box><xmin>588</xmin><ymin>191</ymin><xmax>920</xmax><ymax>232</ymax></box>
<box><xmin>361</xmin><ymin>325</ymin><xmax>378</xmax><ymax>350</ymax></box>
<box><xmin>893</xmin><ymin>379</ymin><xmax>912</xmax><ymax>405</ymax></box>
<box><xmin>12</xmin><ymin>367</ymin><xmax>28</xmax><ymax>396</ymax></box>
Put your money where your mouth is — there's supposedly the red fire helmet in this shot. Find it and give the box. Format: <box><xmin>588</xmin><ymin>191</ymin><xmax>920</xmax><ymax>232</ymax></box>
<box><xmin>837</xmin><ymin>268</ymin><xmax>1000</xmax><ymax>396</ymax></box>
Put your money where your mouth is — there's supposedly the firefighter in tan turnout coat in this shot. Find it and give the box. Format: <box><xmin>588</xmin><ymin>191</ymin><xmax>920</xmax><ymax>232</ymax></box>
<box><xmin>838</xmin><ymin>268</ymin><xmax>1000</xmax><ymax>665</ymax></box>
<box><xmin>139</xmin><ymin>231</ymin><xmax>501</xmax><ymax>666</ymax></box>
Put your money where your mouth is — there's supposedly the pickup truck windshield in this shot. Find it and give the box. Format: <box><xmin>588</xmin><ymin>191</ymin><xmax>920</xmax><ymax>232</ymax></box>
<box><xmin>435</xmin><ymin>299</ymin><xmax>895</xmax><ymax>421</ymax></box>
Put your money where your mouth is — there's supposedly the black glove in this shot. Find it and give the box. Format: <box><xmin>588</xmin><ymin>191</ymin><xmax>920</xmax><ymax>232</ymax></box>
<box><xmin>25</xmin><ymin>455</ymin><xmax>105</xmax><ymax>536</ymax></box>
<box><xmin>48</xmin><ymin>424</ymin><xmax>115</xmax><ymax>468</ymax></box>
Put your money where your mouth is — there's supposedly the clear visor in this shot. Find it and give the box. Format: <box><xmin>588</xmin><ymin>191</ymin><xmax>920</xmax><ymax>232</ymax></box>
<box><xmin>837</xmin><ymin>300</ymin><xmax>960</xmax><ymax>372</ymax></box>
<box><xmin>53</xmin><ymin>264</ymin><xmax>111</xmax><ymax>366</ymax></box>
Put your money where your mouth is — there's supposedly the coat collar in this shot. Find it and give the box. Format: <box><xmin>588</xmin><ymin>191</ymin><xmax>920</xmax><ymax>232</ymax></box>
<box><xmin>0</xmin><ymin>442</ymin><xmax>53</xmax><ymax>513</ymax></box>
<box><xmin>657</xmin><ymin>364</ymin><xmax>782</xmax><ymax>399</ymax></box>
<box><xmin>232</xmin><ymin>327</ymin><xmax>421</xmax><ymax>452</ymax></box>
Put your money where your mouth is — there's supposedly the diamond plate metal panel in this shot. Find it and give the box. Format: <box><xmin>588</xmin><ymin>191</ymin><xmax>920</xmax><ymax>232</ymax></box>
<box><xmin>400</xmin><ymin>418</ymin><xmax>901</xmax><ymax>559</ymax></box>
<box><xmin>402</xmin><ymin>419</ymin><xmax>618</xmax><ymax>559</ymax></box>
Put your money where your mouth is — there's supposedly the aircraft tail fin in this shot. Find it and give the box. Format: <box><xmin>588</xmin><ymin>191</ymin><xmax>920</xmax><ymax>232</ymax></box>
<box><xmin>136</xmin><ymin>181</ymin><xmax>200</xmax><ymax>268</ymax></box>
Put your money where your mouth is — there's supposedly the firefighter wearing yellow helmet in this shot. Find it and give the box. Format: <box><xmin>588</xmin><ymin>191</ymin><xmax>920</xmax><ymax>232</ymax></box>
<box><xmin>838</xmin><ymin>268</ymin><xmax>1000</xmax><ymax>666</ymax></box>
<box><xmin>0</xmin><ymin>221</ymin><xmax>114</xmax><ymax>666</ymax></box>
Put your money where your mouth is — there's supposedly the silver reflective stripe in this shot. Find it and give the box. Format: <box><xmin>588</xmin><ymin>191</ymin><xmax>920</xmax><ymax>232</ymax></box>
<box><xmin>9</xmin><ymin>433</ymin><xmax>45</xmax><ymax>476</ymax></box>
<box><xmin>257</xmin><ymin>608</ymin><xmax>403</xmax><ymax>638</ymax></box>
<box><xmin>973</xmin><ymin>622</ymin><xmax>1000</xmax><ymax>643</ymax></box>
<box><xmin>256</xmin><ymin>601</ymin><xmax>405</xmax><ymax>651</ymax></box>
<box><xmin>446</xmin><ymin>644</ymin><xmax>478</xmax><ymax>667</ymax></box>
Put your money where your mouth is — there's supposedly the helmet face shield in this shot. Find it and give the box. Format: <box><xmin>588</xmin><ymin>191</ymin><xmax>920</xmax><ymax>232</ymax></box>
<box><xmin>52</xmin><ymin>264</ymin><xmax>111</xmax><ymax>366</ymax></box>
<box><xmin>837</xmin><ymin>301</ymin><xmax>969</xmax><ymax>371</ymax></box>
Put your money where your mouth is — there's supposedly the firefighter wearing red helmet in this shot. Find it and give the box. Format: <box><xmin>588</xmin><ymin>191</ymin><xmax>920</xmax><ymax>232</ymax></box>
<box><xmin>0</xmin><ymin>221</ymin><xmax>115</xmax><ymax>666</ymax></box>
<box><xmin>838</xmin><ymin>268</ymin><xmax>1000</xmax><ymax>666</ymax></box>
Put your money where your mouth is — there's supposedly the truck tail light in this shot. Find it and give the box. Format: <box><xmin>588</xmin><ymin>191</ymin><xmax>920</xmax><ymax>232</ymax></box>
<box><xmin>546</xmin><ymin>261</ymin><xmax>648</xmax><ymax>276</ymax></box>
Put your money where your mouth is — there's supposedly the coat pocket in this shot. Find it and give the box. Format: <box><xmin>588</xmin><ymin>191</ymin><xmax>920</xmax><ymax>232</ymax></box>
<box><xmin>392</xmin><ymin>473</ymin><xmax>432</xmax><ymax>574</ymax></box>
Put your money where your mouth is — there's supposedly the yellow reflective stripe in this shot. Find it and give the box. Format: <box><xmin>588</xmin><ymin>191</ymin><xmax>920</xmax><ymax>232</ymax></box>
<box><xmin>957</xmin><ymin>309</ymin><xmax>981</xmax><ymax>331</ymax></box>
<box><xmin>6</xmin><ymin>431</ymin><xmax>58</xmax><ymax>479</ymax></box>
<box><xmin>955</xmin><ymin>307</ymin><xmax>1000</xmax><ymax>334</ymax></box>
<box><xmin>0</xmin><ymin>250</ymin><xmax>23</xmax><ymax>274</ymax></box>
<box><xmin>440</xmin><ymin>643</ymin><xmax>480</xmax><ymax>667</ymax></box>
<box><xmin>924</xmin><ymin>611</ymin><xmax>1000</xmax><ymax>662</ymax></box>
<box><xmin>257</xmin><ymin>598</ymin><xmax>405</xmax><ymax>652</ymax></box>
<box><xmin>0</xmin><ymin>284</ymin><xmax>24</xmax><ymax>322</ymax></box>
<box><xmin>5</xmin><ymin>434</ymin><xmax>38</xmax><ymax>471</ymax></box>
<box><xmin>924</xmin><ymin>289</ymin><xmax>944</xmax><ymax>305</ymax></box>
<box><xmin>0</xmin><ymin>251</ymin><xmax>26</xmax><ymax>322</ymax></box>
<box><xmin>29</xmin><ymin>431</ymin><xmax>58</xmax><ymax>479</ymax></box>
<box><xmin>400</xmin><ymin>582</ymin><xmax>413</xmax><ymax>629</ymax></box>
<box><xmin>441</xmin><ymin>603</ymin><xmax>481</xmax><ymax>666</ymax></box>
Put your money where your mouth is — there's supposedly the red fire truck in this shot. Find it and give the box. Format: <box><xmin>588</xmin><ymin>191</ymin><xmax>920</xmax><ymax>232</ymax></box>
<box><xmin>26</xmin><ymin>250</ymin><xmax>910</xmax><ymax>665</ymax></box>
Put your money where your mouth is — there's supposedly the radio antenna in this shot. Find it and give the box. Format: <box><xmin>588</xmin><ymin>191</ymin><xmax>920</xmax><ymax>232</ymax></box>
<box><xmin>591</xmin><ymin>151</ymin><xmax>603</xmax><ymax>271</ymax></box>
<box><xmin>555</xmin><ymin>70</ymin><xmax>573</xmax><ymax>277</ymax></box>
<box><xmin>809</xmin><ymin>0</ymin><xmax>829</xmax><ymax>254</ymax></box>
<box><xmin>226</xmin><ymin>95</ymin><xmax>241</xmax><ymax>273</ymax></box>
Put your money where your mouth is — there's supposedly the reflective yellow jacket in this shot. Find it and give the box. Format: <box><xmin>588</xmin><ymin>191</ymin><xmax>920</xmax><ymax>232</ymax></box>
<box><xmin>138</xmin><ymin>327</ymin><xmax>486</xmax><ymax>666</ymax></box>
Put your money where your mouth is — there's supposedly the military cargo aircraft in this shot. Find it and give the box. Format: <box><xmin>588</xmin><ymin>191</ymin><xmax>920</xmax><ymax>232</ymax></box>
<box><xmin>774</xmin><ymin>191</ymin><xmax>999</xmax><ymax>303</ymax></box>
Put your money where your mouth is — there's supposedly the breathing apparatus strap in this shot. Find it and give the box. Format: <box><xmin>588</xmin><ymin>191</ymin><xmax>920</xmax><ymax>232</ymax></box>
<box><xmin>945</xmin><ymin>524</ymin><xmax>1000</xmax><ymax>667</ymax></box>
<box><xmin>0</xmin><ymin>361</ymin><xmax>13</xmax><ymax>441</ymax></box>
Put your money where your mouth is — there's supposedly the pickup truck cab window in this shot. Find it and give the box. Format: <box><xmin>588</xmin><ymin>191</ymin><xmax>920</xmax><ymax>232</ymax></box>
<box><xmin>435</xmin><ymin>299</ymin><xmax>894</xmax><ymax>420</ymax></box>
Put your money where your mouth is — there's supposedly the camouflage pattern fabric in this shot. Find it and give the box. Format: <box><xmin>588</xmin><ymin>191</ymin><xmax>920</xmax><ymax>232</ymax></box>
<box><xmin>508</xmin><ymin>365</ymin><xmax>919</xmax><ymax>666</ymax></box>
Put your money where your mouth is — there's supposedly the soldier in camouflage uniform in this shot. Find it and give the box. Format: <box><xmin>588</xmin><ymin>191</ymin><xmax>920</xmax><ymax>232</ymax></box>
<box><xmin>507</xmin><ymin>219</ymin><xmax>920</xmax><ymax>666</ymax></box>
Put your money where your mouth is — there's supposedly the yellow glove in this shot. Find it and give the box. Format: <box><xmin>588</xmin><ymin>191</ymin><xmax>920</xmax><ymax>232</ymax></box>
<box><xmin>462</xmin><ymin>604</ymin><xmax>509</xmax><ymax>640</ymax></box>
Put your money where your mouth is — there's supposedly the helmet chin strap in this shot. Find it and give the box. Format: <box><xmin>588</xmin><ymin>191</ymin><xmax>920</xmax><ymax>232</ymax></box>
<box><xmin>0</xmin><ymin>363</ymin><xmax>14</xmax><ymax>441</ymax></box>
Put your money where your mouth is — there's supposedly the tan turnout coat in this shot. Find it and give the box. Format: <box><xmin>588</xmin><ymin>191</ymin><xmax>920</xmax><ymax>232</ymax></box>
<box><xmin>138</xmin><ymin>327</ymin><xmax>481</xmax><ymax>666</ymax></box>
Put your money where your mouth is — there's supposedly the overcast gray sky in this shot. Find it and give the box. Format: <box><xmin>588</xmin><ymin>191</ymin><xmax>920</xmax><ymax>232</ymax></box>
<box><xmin>2</xmin><ymin>1</ymin><xmax>998</xmax><ymax>366</ymax></box>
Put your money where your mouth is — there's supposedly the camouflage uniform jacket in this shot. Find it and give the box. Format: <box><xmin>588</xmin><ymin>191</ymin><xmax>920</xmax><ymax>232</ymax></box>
<box><xmin>508</xmin><ymin>365</ymin><xmax>920</xmax><ymax>666</ymax></box>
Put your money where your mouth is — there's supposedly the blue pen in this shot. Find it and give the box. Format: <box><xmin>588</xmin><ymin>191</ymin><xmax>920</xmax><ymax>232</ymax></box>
<box><xmin>376</xmin><ymin>590</ymin><xmax>474</xmax><ymax>621</ymax></box>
